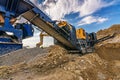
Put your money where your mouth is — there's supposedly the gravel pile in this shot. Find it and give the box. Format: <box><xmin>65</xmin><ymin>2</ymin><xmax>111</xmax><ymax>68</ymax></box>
<box><xmin>0</xmin><ymin>47</ymin><xmax>48</xmax><ymax>66</ymax></box>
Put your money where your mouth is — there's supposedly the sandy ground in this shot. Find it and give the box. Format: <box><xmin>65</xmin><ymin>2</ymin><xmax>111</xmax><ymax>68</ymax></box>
<box><xmin>0</xmin><ymin>24</ymin><xmax>120</xmax><ymax>80</ymax></box>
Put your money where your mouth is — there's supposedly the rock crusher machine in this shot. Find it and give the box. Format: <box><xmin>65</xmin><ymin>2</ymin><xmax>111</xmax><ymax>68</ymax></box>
<box><xmin>0</xmin><ymin>0</ymin><xmax>114</xmax><ymax>54</ymax></box>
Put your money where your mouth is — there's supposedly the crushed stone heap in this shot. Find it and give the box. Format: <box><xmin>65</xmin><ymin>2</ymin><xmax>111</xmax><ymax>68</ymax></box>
<box><xmin>0</xmin><ymin>24</ymin><xmax>120</xmax><ymax>80</ymax></box>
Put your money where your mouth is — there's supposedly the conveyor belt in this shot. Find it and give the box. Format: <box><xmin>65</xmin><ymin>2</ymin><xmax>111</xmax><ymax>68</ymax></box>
<box><xmin>22</xmin><ymin>10</ymin><xmax>76</xmax><ymax>49</ymax></box>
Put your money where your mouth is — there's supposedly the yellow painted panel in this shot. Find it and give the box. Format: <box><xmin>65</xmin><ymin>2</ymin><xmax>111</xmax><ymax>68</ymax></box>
<box><xmin>76</xmin><ymin>28</ymin><xmax>86</xmax><ymax>39</ymax></box>
<box><xmin>57</xmin><ymin>21</ymin><xmax>67</xmax><ymax>27</ymax></box>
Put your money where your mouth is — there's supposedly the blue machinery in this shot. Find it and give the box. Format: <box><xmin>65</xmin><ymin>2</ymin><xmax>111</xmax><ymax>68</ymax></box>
<box><xmin>0</xmin><ymin>0</ymin><xmax>81</xmax><ymax>54</ymax></box>
<box><xmin>0</xmin><ymin>0</ymin><xmax>114</xmax><ymax>54</ymax></box>
<box><xmin>0</xmin><ymin>0</ymin><xmax>34</xmax><ymax>54</ymax></box>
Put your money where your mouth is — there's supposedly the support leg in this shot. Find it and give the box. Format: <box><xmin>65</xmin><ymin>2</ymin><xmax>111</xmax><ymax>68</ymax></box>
<box><xmin>36</xmin><ymin>31</ymin><xmax>49</xmax><ymax>47</ymax></box>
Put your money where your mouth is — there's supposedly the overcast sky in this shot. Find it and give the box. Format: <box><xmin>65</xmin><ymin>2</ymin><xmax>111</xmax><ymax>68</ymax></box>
<box><xmin>23</xmin><ymin>0</ymin><xmax>120</xmax><ymax>48</ymax></box>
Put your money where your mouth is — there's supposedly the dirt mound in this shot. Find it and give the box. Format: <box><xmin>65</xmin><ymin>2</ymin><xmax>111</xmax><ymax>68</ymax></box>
<box><xmin>97</xmin><ymin>24</ymin><xmax>120</xmax><ymax>39</ymax></box>
<box><xmin>0</xmin><ymin>45</ymin><xmax>120</xmax><ymax>80</ymax></box>
<box><xmin>96</xmin><ymin>43</ymin><xmax>120</xmax><ymax>61</ymax></box>
<box><xmin>0</xmin><ymin>25</ymin><xmax>120</xmax><ymax>80</ymax></box>
<box><xmin>0</xmin><ymin>45</ymin><xmax>74</xmax><ymax>79</ymax></box>
<box><xmin>96</xmin><ymin>24</ymin><xmax>120</xmax><ymax>60</ymax></box>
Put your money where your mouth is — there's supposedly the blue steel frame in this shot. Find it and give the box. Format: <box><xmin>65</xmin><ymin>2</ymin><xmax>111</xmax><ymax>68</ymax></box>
<box><xmin>0</xmin><ymin>0</ymin><xmax>82</xmax><ymax>54</ymax></box>
<box><xmin>0</xmin><ymin>0</ymin><xmax>34</xmax><ymax>54</ymax></box>
<box><xmin>0</xmin><ymin>12</ymin><xmax>23</xmax><ymax>42</ymax></box>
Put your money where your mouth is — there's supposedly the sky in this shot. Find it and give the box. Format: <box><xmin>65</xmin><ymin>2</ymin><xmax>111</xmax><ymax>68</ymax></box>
<box><xmin>23</xmin><ymin>0</ymin><xmax>120</xmax><ymax>48</ymax></box>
